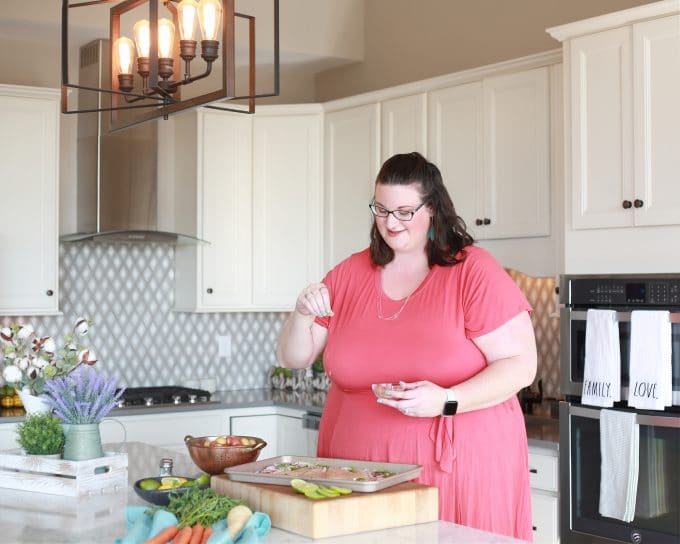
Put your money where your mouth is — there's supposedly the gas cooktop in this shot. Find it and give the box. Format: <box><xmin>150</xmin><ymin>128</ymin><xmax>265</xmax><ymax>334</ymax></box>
<box><xmin>118</xmin><ymin>386</ymin><xmax>213</xmax><ymax>408</ymax></box>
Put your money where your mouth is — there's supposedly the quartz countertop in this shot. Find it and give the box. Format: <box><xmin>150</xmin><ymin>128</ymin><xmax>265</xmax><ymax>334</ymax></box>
<box><xmin>0</xmin><ymin>441</ymin><xmax>527</xmax><ymax>543</ymax></box>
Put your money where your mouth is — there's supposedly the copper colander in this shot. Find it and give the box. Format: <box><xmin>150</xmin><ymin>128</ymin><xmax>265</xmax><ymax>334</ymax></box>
<box><xmin>184</xmin><ymin>435</ymin><xmax>267</xmax><ymax>475</ymax></box>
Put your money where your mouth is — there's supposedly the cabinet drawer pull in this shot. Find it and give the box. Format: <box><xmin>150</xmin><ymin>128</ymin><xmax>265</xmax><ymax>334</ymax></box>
<box><xmin>633</xmin><ymin>199</ymin><xmax>644</xmax><ymax>208</ymax></box>
<box><xmin>46</xmin><ymin>289</ymin><xmax>54</xmax><ymax>296</ymax></box>
<box><xmin>483</xmin><ymin>218</ymin><xmax>491</xmax><ymax>225</ymax></box>
<box><xmin>475</xmin><ymin>218</ymin><xmax>483</xmax><ymax>226</ymax></box>
<box><xmin>206</xmin><ymin>288</ymin><xmax>213</xmax><ymax>294</ymax></box>
<box><xmin>622</xmin><ymin>200</ymin><xmax>632</xmax><ymax>209</ymax></box>
<box><xmin>532</xmin><ymin>526</ymin><xmax>537</xmax><ymax>532</ymax></box>
<box><xmin>530</xmin><ymin>468</ymin><xmax>538</xmax><ymax>473</ymax></box>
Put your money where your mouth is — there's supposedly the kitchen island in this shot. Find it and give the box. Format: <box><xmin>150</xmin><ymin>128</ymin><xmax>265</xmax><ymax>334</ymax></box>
<box><xmin>0</xmin><ymin>441</ymin><xmax>527</xmax><ymax>543</ymax></box>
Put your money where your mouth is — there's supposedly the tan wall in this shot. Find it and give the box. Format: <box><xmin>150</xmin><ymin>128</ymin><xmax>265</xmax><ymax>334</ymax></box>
<box><xmin>315</xmin><ymin>0</ymin><xmax>660</xmax><ymax>101</ymax></box>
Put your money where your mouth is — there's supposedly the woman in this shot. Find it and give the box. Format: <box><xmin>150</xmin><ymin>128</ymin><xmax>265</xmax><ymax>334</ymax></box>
<box><xmin>276</xmin><ymin>152</ymin><xmax>537</xmax><ymax>541</ymax></box>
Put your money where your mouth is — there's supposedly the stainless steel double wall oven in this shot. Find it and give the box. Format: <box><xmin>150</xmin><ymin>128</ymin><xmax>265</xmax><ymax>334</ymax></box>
<box><xmin>559</xmin><ymin>274</ymin><xmax>680</xmax><ymax>544</ymax></box>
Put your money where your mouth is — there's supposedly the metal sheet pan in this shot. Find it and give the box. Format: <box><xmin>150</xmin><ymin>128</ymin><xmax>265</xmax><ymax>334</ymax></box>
<box><xmin>223</xmin><ymin>455</ymin><xmax>423</xmax><ymax>492</ymax></box>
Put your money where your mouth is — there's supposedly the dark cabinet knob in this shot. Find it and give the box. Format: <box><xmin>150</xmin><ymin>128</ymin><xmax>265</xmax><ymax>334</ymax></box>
<box><xmin>622</xmin><ymin>200</ymin><xmax>632</xmax><ymax>209</ymax></box>
<box><xmin>475</xmin><ymin>219</ymin><xmax>483</xmax><ymax>226</ymax></box>
<box><xmin>633</xmin><ymin>199</ymin><xmax>644</xmax><ymax>208</ymax></box>
<box><xmin>46</xmin><ymin>290</ymin><xmax>54</xmax><ymax>296</ymax></box>
<box><xmin>206</xmin><ymin>288</ymin><xmax>213</xmax><ymax>294</ymax></box>
<box><xmin>483</xmin><ymin>218</ymin><xmax>491</xmax><ymax>225</ymax></box>
<box><xmin>555</xmin><ymin>286</ymin><xmax>559</xmax><ymax>295</ymax></box>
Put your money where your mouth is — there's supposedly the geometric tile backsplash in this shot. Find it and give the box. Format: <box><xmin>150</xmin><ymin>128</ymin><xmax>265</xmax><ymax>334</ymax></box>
<box><xmin>0</xmin><ymin>242</ymin><xmax>287</xmax><ymax>391</ymax></box>
<box><xmin>1</xmin><ymin>243</ymin><xmax>561</xmax><ymax>398</ymax></box>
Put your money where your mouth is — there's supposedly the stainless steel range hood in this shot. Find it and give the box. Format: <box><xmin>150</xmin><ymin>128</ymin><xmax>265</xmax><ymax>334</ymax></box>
<box><xmin>61</xmin><ymin>39</ymin><xmax>205</xmax><ymax>245</ymax></box>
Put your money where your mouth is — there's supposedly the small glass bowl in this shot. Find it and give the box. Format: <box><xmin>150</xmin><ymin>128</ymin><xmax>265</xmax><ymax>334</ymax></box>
<box><xmin>372</xmin><ymin>382</ymin><xmax>406</xmax><ymax>399</ymax></box>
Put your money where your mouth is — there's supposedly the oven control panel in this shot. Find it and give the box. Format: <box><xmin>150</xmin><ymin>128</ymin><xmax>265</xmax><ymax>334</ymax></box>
<box><xmin>569</xmin><ymin>278</ymin><xmax>680</xmax><ymax>306</ymax></box>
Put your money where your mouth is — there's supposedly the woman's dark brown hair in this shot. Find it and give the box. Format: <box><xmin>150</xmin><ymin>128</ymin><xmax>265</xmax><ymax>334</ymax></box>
<box><xmin>369</xmin><ymin>152</ymin><xmax>474</xmax><ymax>267</ymax></box>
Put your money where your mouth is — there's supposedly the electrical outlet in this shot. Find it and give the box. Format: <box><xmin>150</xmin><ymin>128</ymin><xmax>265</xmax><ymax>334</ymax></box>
<box><xmin>218</xmin><ymin>335</ymin><xmax>231</xmax><ymax>358</ymax></box>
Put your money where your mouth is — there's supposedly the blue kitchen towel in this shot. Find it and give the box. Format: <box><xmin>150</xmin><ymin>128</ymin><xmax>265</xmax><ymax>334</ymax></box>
<box><xmin>115</xmin><ymin>507</ymin><xmax>271</xmax><ymax>544</ymax></box>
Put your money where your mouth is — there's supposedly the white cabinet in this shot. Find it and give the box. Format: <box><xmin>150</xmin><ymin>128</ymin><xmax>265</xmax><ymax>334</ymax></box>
<box><xmin>229</xmin><ymin>407</ymin><xmax>312</xmax><ymax>458</ymax></box>
<box><xmin>324</xmin><ymin>103</ymin><xmax>380</xmax><ymax>269</ymax></box>
<box><xmin>0</xmin><ymin>85</ymin><xmax>59</xmax><ymax>315</ymax></box>
<box><xmin>100</xmin><ymin>410</ymin><xmax>229</xmax><ymax>453</ymax></box>
<box><xmin>0</xmin><ymin>422</ymin><xmax>19</xmax><ymax>451</ymax></box>
<box><xmin>380</xmin><ymin>93</ymin><xmax>427</xmax><ymax>161</ymax></box>
<box><xmin>558</xmin><ymin>13</ymin><xmax>680</xmax><ymax>229</ymax></box>
<box><xmin>252</xmin><ymin>110</ymin><xmax>323</xmax><ymax>308</ymax></box>
<box><xmin>528</xmin><ymin>446</ymin><xmax>560</xmax><ymax>544</ymax></box>
<box><xmin>174</xmin><ymin>105</ymin><xmax>322</xmax><ymax>312</ymax></box>
<box><xmin>428</xmin><ymin>68</ymin><xmax>550</xmax><ymax>240</ymax></box>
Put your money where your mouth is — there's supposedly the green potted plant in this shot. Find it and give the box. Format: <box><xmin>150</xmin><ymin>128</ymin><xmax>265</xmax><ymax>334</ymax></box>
<box><xmin>16</xmin><ymin>413</ymin><xmax>65</xmax><ymax>456</ymax></box>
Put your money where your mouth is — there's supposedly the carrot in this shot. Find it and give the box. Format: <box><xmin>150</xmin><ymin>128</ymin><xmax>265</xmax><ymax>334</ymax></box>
<box><xmin>170</xmin><ymin>526</ymin><xmax>193</xmax><ymax>544</ymax></box>
<box><xmin>144</xmin><ymin>525</ymin><xmax>179</xmax><ymax>544</ymax></box>
<box><xmin>188</xmin><ymin>525</ymin><xmax>205</xmax><ymax>544</ymax></box>
<box><xmin>200</xmin><ymin>527</ymin><xmax>213</xmax><ymax>544</ymax></box>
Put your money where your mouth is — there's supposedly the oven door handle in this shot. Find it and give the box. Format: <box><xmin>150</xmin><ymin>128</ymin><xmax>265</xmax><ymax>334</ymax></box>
<box><xmin>570</xmin><ymin>404</ymin><xmax>680</xmax><ymax>428</ymax></box>
<box><xmin>569</xmin><ymin>310</ymin><xmax>680</xmax><ymax>323</ymax></box>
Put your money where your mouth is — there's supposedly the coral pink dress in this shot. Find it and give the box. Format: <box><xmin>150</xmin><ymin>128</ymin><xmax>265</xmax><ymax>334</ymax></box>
<box><xmin>315</xmin><ymin>246</ymin><xmax>533</xmax><ymax>541</ymax></box>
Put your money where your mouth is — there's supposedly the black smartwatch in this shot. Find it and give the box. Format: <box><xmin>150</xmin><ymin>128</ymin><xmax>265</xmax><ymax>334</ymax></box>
<box><xmin>442</xmin><ymin>388</ymin><xmax>458</xmax><ymax>416</ymax></box>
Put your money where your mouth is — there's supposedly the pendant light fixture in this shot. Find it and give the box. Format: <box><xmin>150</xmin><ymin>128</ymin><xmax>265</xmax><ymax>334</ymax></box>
<box><xmin>61</xmin><ymin>0</ymin><xmax>280</xmax><ymax>131</ymax></box>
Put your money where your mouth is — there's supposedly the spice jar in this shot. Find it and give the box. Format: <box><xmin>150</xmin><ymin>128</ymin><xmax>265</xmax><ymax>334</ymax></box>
<box><xmin>159</xmin><ymin>457</ymin><xmax>174</xmax><ymax>477</ymax></box>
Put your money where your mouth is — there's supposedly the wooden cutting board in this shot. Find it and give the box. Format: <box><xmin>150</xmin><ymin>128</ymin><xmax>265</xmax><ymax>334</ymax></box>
<box><xmin>212</xmin><ymin>475</ymin><xmax>439</xmax><ymax>539</ymax></box>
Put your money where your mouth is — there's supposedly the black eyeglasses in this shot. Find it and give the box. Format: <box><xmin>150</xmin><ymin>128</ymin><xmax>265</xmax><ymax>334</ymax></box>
<box><xmin>369</xmin><ymin>201</ymin><xmax>426</xmax><ymax>221</ymax></box>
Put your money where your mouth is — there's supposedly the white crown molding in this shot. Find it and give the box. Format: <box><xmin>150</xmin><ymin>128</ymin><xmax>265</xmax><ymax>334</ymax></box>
<box><xmin>322</xmin><ymin>49</ymin><xmax>562</xmax><ymax>112</ymax></box>
<box><xmin>547</xmin><ymin>0</ymin><xmax>680</xmax><ymax>42</ymax></box>
<box><xmin>254</xmin><ymin>103</ymin><xmax>324</xmax><ymax>116</ymax></box>
<box><xmin>0</xmin><ymin>84</ymin><xmax>60</xmax><ymax>99</ymax></box>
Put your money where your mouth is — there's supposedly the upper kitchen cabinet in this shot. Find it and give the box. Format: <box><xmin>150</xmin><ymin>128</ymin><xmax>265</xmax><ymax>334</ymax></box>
<box><xmin>324</xmin><ymin>103</ymin><xmax>380</xmax><ymax>269</ymax></box>
<box><xmin>173</xmin><ymin>105</ymin><xmax>322</xmax><ymax>312</ymax></box>
<box><xmin>251</xmin><ymin>108</ymin><xmax>323</xmax><ymax>308</ymax></box>
<box><xmin>0</xmin><ymin>85</ymin><xmax>59</xmax><ymax>316</ymax></box>
<box><xmin>549</xmin><ymin>6</ymin><xmax>680</xmax><ymax>230</ymax></box>
<box><xmin>428</xmin><ymin>67</ymin><xmax>551</xmax><ymax>240</ymax></box>
<box><xmin>380</xmin><ymin>93</ymin><xmax>427</xmax><ymax>161</ymax></box>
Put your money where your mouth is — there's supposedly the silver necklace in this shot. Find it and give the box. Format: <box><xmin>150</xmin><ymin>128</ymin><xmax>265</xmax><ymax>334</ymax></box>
<box><xmin>377</xmin><ymin>289</ymin><xmax>412</xmax><ymax>320</ymax></box>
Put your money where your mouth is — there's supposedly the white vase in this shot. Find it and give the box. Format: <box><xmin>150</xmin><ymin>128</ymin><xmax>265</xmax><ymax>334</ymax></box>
<box><xmin>17</xmin><ymin>389</ymin><xmax>52</xmax><ymax>415</ymax></box>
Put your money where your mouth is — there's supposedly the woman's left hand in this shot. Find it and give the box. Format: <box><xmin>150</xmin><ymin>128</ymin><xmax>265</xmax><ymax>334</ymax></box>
<box><xmin>376</xmin><ymin>380</ymin><xmax>447</xmax><ymax>418</ymax></box>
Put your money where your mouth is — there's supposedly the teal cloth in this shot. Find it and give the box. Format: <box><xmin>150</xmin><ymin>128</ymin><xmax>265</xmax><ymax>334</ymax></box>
<box><xmin>115</xmin><ymin>506</ymin><xmax>271</xmax><ymax>544</ymax></box>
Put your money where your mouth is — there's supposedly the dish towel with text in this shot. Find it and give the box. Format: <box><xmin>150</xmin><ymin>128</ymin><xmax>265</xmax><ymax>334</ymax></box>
<box><xmin>583</xmin><ymin>309</ymin><xmax>621</xmax><ymax>407</ymax></box>
<box><xmin>599</xmin><ymin>409</ymin><xmax>639</xmax><ymax>522</ymax></box>
<box><xmin>628</xmin><ymin>310</ymin><xmax>672</xmax><ymax>410</ymax></box>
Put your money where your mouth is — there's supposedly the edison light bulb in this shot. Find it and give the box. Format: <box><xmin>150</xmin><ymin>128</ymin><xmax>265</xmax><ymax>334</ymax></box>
<box><xmin>177</xmin><ymin>0</ymin><xmax>198</xmax><ymax>41</ymax></box>
<box><xmin>198</xmin><ymin>0</ymin><xmax>222</xmax><ymax>41</ymax></box>
<box><xmin>114</xmin><ymin>37</ymin><xmax>135</xmax><ymax>74</ymax></box>
<box><xmin>158</xmin><ymin>18</ymin><xmax>176</xmax><ymax>58</ymax></box>
<box><xmin>133</xmin><ymin>19</ymin><xmax>150</xmax><ymax>58</ymax></box>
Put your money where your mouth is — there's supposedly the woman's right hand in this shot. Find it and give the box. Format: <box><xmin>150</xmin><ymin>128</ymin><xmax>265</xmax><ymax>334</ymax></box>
<box><xmin>295</xmin><ymin>283</ymin><xmax>333</xmax><ymax>318</ymax></box>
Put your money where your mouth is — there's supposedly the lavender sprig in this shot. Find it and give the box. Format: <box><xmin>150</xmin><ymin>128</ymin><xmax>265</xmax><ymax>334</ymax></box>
<box><xmin>44</xmin><ymin>366</ymin><xmax>125</xmax><ymax>424</ymax></box>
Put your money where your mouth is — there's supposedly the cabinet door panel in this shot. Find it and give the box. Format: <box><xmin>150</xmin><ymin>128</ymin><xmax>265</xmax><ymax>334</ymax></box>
<box><xmin>633</xmin><ymin>15</ymin><xmax>680</xmax><ymax>227</ymax></box>
<box><xmin>277</xmin><ymin>415</ymin><xmax>309</xmax><ymax>457</ymax></box>
<box><xmin>570</xmin><ymin>27</ymin><xmax>634</xmax><ymax>229</ymax></box>
<box><xmin>325</xmin><ymin>104</ymin><xmax>380</xmax><ymax>269</ymax></box>
<box><xmin>0</xmin><ymin>91</ymin><xmax>58</xmax><ymax>314</ymax></box>
<box><xmin>200</xmin><ymin>113</ymin><xmax>253</xmax><ymax>308</ymax></box>
<box><xmin>253</xmin><ymin>115</ymin><xmax>321</xmax><ymax>308</ymax></box>
<box><xmin>483</xmin><ymin>68</ymin><xmax>550</xmax><ymax>239</ymax></box>
<box><xmin>230</xmin><ymin>414</ymin><xmax>279</xmax><ymax>459</ymax></box>
<box><xmin>531</xmin><ymin>492</ymin><xmax>559</xmax><ymax>544</ymax></box>
<box><xmin>381</xmin><ymin>93</ymin><xmax>427</xmax><ymax>161</ymax></box>
<box><xmin>428</xmin><ymin>82</ymin><xmax>484</xmax><ymax>236</ymax></box>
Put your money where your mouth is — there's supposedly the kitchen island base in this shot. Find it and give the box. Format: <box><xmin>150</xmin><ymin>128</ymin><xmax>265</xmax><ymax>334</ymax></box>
<box><xmin>213</xmin><ymin>476</ymin><xmax>438</xmax><ymax>539</ymax></box>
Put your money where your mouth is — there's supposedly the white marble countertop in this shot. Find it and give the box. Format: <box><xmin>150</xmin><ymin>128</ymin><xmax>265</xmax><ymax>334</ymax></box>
<box><xmin>0</xmin><ymin>442</ymin><xmax>527</xmax><ymax>544</ymax></box>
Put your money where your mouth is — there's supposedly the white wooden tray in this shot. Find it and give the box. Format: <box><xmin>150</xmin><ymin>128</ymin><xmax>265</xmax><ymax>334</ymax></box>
<box><xmin>0</xmin><ymin>449</ymin><xmax>128</xmax><ymax>496</ymax></box>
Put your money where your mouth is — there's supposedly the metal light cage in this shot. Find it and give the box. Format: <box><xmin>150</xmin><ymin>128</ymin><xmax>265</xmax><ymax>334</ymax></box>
<box><xmin>61</xmin><ymin>0</ymin><xmax>279</xmax><ymax>131</ymax></box>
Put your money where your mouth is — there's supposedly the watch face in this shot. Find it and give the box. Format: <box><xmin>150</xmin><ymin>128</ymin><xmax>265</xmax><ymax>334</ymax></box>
<box><xmin>443</xmin><ymin>400</ymin><xmax>458</xmax><ymax>416</ymax></box>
